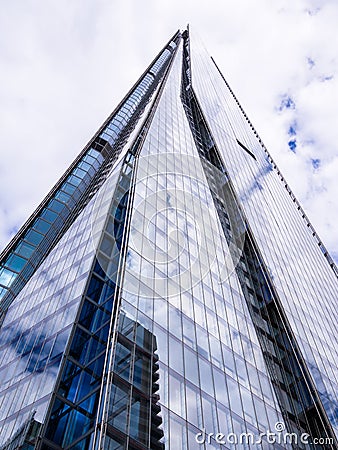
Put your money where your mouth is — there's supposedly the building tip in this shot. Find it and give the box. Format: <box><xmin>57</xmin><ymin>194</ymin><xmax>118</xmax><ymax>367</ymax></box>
<box><xmin>179</xmin><ymin>24</ymin><xmax>189</xmax><ymax>34</ymax></box>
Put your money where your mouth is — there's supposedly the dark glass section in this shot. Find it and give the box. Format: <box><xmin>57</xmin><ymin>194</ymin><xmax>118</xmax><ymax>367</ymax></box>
<box><xmin>181</xmin><ymin>28</ymin><xmax>338</xmax><ymax>449</ymax></box>
<box><xmin>102</xmin><ymin>313</ymin><xmax>164</xmax><ymax>450</ymax></box>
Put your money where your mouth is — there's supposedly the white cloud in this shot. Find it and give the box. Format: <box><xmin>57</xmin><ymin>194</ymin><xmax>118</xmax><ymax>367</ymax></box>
<box><xmin>0</xmin><ymin>0</ymin><xmax>337</xmax><ymax>262</ymax></box>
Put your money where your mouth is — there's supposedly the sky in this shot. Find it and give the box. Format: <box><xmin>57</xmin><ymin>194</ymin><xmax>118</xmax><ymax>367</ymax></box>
<box><xmin>0</xmin><ymin>0</ymin><xmax>337</xmax><ymax>263</ymax></box>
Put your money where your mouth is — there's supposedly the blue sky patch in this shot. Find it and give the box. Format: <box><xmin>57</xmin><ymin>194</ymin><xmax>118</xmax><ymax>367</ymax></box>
<box><xmin>288</xmin><ymin>139</ymin><xmax>297</xmax><ymax>153</ymax></box>
<box><xmin>307</xmin><ymin>57</ymin><xmax>315</xmax><ymax>69</ymax></box>
<box><xmin>279</xmin><ymin>95</ymin><xmax>295</xmax><ymax>111</ymax></box>
<box><xmin>311</xmin><ymin>158</ymin><xmax>320</xmax><ymax>169</ymax></box>
<box><xmin>320</xmin><ymin>75</ymin><xmax>333</xmax><ymax>82</ymax></box>
<box><xmin>288</xmin><ymin>124</ymin><xmax>297</xmax><ymax>136</ymax></box>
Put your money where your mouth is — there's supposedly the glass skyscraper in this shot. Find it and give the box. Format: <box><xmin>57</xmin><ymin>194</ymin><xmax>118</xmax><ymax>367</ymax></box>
<box><xmin>0</xmin><ymin>27</ymin><xmax>337</xmax><ymax>450</ymax></box>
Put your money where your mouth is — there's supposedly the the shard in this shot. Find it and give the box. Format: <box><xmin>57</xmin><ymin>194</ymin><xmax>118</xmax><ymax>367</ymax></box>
<box><xmin>0</xmin><ymin>28</ymin><xmax>337</xmax><ymax>450</ymax></box>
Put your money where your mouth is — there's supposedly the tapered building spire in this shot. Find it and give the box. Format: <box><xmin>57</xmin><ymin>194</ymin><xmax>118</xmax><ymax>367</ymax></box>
<box><xmin>0</xmin><ymin>28</ymin><xmax>337</xmax><ymax>450</ymax></box>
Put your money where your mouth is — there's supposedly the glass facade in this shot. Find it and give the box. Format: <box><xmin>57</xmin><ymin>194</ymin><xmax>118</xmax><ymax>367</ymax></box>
<box><xmin>0</xmin><ymin>28</ymin><xmax>337</xmax><ymax>450</ymax></box>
